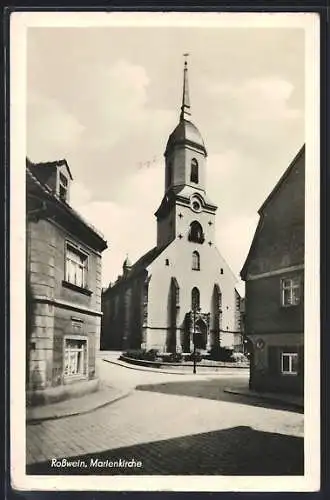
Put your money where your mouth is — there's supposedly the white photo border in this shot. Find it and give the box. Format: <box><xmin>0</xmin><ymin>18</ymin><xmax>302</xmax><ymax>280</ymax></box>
<box><xmin>10</xmin><ymin>10</ymin><xmax>320</xmax><ymax>492</ymax></box>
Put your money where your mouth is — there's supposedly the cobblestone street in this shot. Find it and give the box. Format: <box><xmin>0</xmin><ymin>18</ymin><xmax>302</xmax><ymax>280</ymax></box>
<box><xmin>26</xmin><ymin>359</ymin><xmax>304</xmax><ymax>476</ymax></box>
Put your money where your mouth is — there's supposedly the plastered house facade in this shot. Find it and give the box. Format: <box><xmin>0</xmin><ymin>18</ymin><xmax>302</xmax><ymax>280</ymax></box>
<box><xmin>26</xmin><ymin>158</ymin><xmax>107</xmax><ymax>405</ymax></box>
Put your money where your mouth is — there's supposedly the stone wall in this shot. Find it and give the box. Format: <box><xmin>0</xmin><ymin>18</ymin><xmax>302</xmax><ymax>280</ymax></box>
<box><xmin>27</xmin><ymin>216</ymin><xmax>103</xmax><ymax>399</ymax></box>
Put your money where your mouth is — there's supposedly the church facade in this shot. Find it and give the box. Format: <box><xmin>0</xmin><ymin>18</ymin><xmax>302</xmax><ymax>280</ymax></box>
<box><xmin>101</xmin><ymin>60</ymin><xmax>240</xmax><ymax>353</ymax></box>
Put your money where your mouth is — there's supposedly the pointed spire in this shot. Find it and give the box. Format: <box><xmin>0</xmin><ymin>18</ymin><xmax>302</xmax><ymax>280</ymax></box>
<box><xmin>180</xmin><ymin>53</ymin><xmax>191</xmax><ymax>122</ymax></box>
<box><xmin>123</xmin><ymin>253</ymin><xmax>132</xmax><ymax>270</ymax></box>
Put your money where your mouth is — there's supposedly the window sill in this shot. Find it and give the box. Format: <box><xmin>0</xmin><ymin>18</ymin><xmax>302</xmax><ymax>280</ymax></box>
<box><xmin>281</xmin><ymin>372</ymin><xmax>298</xmax><ymax>376</ymax></box>
<box><xmin>63</xmin><ymin>374</ymin><xmax>88</xmax><ymax>384</ymax></box>
<box><xmin>62</xmin><ymin>280</ymin><xmax>93</xmax><ymax>296</ymax></box>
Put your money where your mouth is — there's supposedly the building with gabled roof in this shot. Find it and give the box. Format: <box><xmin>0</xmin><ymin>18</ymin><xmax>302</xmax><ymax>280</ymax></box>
<box><xmin>241</xmin><ymin>145</ymin><xmax>305</xmax><ymax>395</ymax></box>
<box><xmin>101</xmin><ymin>59</ymin><xmax>240</xmax><ymax>353</ymax></box>
<box><xmin>26</xmin><ymin>157</ymin><xmax>107</xmax><ymax>405</ymax></box>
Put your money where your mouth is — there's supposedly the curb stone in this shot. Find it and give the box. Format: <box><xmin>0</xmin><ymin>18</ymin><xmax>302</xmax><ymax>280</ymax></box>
<box><xmin>223</xmin><ymin>388</ymin><xmax>304</xmax><ymax>410</ymax></box>
<box><xmin>102</xmin><ymin>358</ymin><xmax>249</xmax><ymax>377</ymax></box>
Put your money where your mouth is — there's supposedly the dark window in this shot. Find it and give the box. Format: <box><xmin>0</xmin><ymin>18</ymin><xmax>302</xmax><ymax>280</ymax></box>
<box><xmin>60</xmin><ymin>173</ymin><xmax>68</xmax><ymax>186</ymax></box>
<box><xmin>167</xmin><ymin>161</ymin><xmax>173</xmax><ymax>188</ymax></box>
<box><xmin>191</xmin><ymin>287</ymin><xmax>200</xmax><ymax>310</ymax></box>
<box><xmin>190</xmin><ymin>158</ymin><xmax>199</xmax><ymax>183</ymax></box>
<box><xmin>220</xmin><ymin>268</ymin><xmax>224</xmax><ymax>274</ymax></box>
<box><xmin>59</xmin><ymin>173</ymin><xmax>68</xmax><ymax>201</ymax></box>
<box><xmin>192</xmin><ymin>251</ymin><xmax>200</xmax><ymax>270</ymax></box>
<box><xmin>188</xmin><ymin>221</ymin><xmax>205</xmax><ymax>244</ymax></box>
<box><xmin>165</xmin><ymin>259</ymin><xmax>169</xmax><ymax>266</ymax></box>
<box><xmin>281</xmin><ymin>277</ymin><xmax>301</xmax><ymax>306</ymax></box>
<box><xmin>171</xmin><ymin>277</ymin><xmax>180</xmax><ymax>307</ymax></box>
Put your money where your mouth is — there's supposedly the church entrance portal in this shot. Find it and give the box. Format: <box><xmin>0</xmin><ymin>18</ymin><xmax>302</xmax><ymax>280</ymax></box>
<box><xmin>182</xmin><ymin>314</ymin><xmax>208</xmax><ymax>353</ymax></box>
<box><xmin>194</xmin><ymin>319</ymin><xmax>207</xmax><ymax>350</ymax></box>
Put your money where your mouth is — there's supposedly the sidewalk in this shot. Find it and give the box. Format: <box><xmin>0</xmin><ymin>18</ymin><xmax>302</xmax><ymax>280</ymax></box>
<box><xmin>224</xmin><ymin>386</ymin><xmax>304</xmax><ymax>410</ymax></box>
<box><xmin>26</xmin><ymin>384</ymin><xmax>130</xmax><ymax>423</ymax></box>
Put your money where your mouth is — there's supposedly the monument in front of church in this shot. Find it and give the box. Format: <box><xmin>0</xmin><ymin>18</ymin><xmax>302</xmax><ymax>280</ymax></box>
<box><xmin>101</xmin><ymin>58</ymin><xmax>241</xmax><ymax>353</ymax></box>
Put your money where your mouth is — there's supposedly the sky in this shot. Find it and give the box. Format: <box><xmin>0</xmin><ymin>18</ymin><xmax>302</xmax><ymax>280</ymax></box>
<box><xmin>26</xmin><ymin>22</ymin><xmax>305</xmax><ymax>292</ymax></box>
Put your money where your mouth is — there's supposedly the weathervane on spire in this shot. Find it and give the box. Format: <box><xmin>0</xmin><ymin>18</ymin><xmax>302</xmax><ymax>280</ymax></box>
<box><xmin>180</xmin><ymin>53</ymin><xmax>191</xmax><ymax>121</ymax></box>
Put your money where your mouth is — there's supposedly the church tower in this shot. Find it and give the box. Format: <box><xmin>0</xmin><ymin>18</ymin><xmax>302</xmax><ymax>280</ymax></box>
<box><xmin>101</xmin><ymin>55</ymin><xmax>240</xmax><ymax>355</ymax></box>
<box><xmin>155</xmin><ymin>56</ymin><xmax>218</xmax><ymax>249</ymax></box>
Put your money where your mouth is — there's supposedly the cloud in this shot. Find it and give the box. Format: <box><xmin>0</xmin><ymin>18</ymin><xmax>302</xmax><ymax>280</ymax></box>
<box><xmin>26</xmin><ymin>27</ymin><xmax>305</xmax><ymax>294</ymax></box>
<box><xmin>208</xmin><ymin>77</ymin><xmax>301</xmax><ymax>122</ymax></box>
<box><xmin>216</xmin><ymin>213</ymin><xmax>259</xmax><ymax>278</ymax></box>
<box><xmin>27</xmin><ymin>93</ymin><xmax>85</xmax><ymax>161</ymax></box>
<box><xmin>71</xmin><ymin>161</ymin><xmax>164</xmax><ymax>285</ymax></box>
<box><xmin>27</xmin><ymin>57</ymin><xmax>176</xmax><ymax>201</ymax></box>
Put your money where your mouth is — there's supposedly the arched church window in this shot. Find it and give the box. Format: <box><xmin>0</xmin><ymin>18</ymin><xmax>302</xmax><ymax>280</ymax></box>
<box><xmin>190</xmin><ymin>158</ymin><xmax>199</xmax><ymax>183</ymax></box>
<box><xmin>188</xmin><ymin>221</ymin><xmax>205</xmax><ymax>244</ymax></box>
<box><xmin>213</xmin><ymin>284</ymin><xmax>222</xmax><ymax>311</ymax></box>
<box><xmin>192</xmin><ymin>251</ymin><xmax>200</xmax><ymax>271</ymax></box>
<box><xmin>191</xmin><ymin>287</ymin><xmax>200</xmax><ymax>310</ymax></box>
<box><xmin>171</xmin><ymin>277</ymin><xmax>180</xmax><ymax>307</ymax></box>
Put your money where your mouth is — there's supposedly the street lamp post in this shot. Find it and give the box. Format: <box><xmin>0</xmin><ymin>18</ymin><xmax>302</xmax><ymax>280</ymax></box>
<box><xmin>192</xmin><ymin>305</ymin><xmax>200</xmax><ymax>374</ymax></box>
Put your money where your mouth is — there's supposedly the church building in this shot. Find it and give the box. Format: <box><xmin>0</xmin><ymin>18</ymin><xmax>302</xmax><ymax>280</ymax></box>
<box><xmin>101</xmin><ymin>59</ymin><xmax>240</xmax><ymax>353</ymax></box>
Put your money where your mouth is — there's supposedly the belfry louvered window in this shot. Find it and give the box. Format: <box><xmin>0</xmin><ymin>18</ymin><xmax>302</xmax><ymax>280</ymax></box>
<box><xmin>190</xmin><ymin>158</ymin><xmax>199</xmax><ymax>183</ymax></box>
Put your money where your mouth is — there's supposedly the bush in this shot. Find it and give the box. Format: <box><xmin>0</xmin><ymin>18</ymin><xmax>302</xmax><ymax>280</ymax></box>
<box><xmin>209</xmin><ymin>346</ymin><xmax>234</xmax><ymax>362</ymax></box>
<box><xmin>124</xmin><ymin>349</ymin><xmax>145</xmax><ymax>360</ymax></box>
<box><xmin>184</xmin><ymin>352</ymin><xmax>202</xmax><ymax>363</ymax></box>
<box><xmin>123</xmin><ymin>348</ymin><xmax>159</xmax><ymax>362</ymax></box>
<box><xmin>160</xmin><ymin>352</ymin><xmax>183</xmax><ymax>363</ymax></box>
<box><xmin>144</xmin><ymin>349</ymin><xmax>159</xmax><ymax>361</ymax></box>
<box><xmin>230</xmin><ymin>352</ymin><xmax>249</xmax><ymax>363</ymax></box>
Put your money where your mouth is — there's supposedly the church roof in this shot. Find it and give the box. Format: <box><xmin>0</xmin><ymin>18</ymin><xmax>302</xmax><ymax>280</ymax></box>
<box><xmin>165</xmin><ymin>119</ymin><xmax>206</xmax><ymax>155</ymax></box>
<box><xmin>104</xmin><ymin>243</ymin><xmax>171</xmax><ymax>294</ymax></box>
<box><xmin>165</xmin><ymin>57</ymin><xmax>207</xmax><ymax>156</ymax></box>
<box><xmin>129</xmin><ymin>247</ymin><xmax>163</xmax><ymax>274</ymax></box>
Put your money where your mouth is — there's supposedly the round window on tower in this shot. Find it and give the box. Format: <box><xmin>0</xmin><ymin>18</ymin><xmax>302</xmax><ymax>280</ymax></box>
<box><xmin>190</xmin><ymin>195</ymin><xmax>203</xmax><ymax>213</ymax></box>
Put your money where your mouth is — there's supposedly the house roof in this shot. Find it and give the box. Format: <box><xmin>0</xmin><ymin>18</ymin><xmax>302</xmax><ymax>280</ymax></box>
<box><xmin>27</xmin><ymin>157</ymin><xmax>74</xmax><ymax>180</ymax></box>
<box><xmin>240</xmin><ymin>144</ymin><xmax>305</xmax><ymax>280</ymax></box>
<box><xmin>258</xmin><ymin>145</ymin><xmax>305</xmax><ymax>215</ymax></box>
<box><xmin>26</xmin><ymin>160</ymin><xmax>107</xmax><ymax>251</ymax></box>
